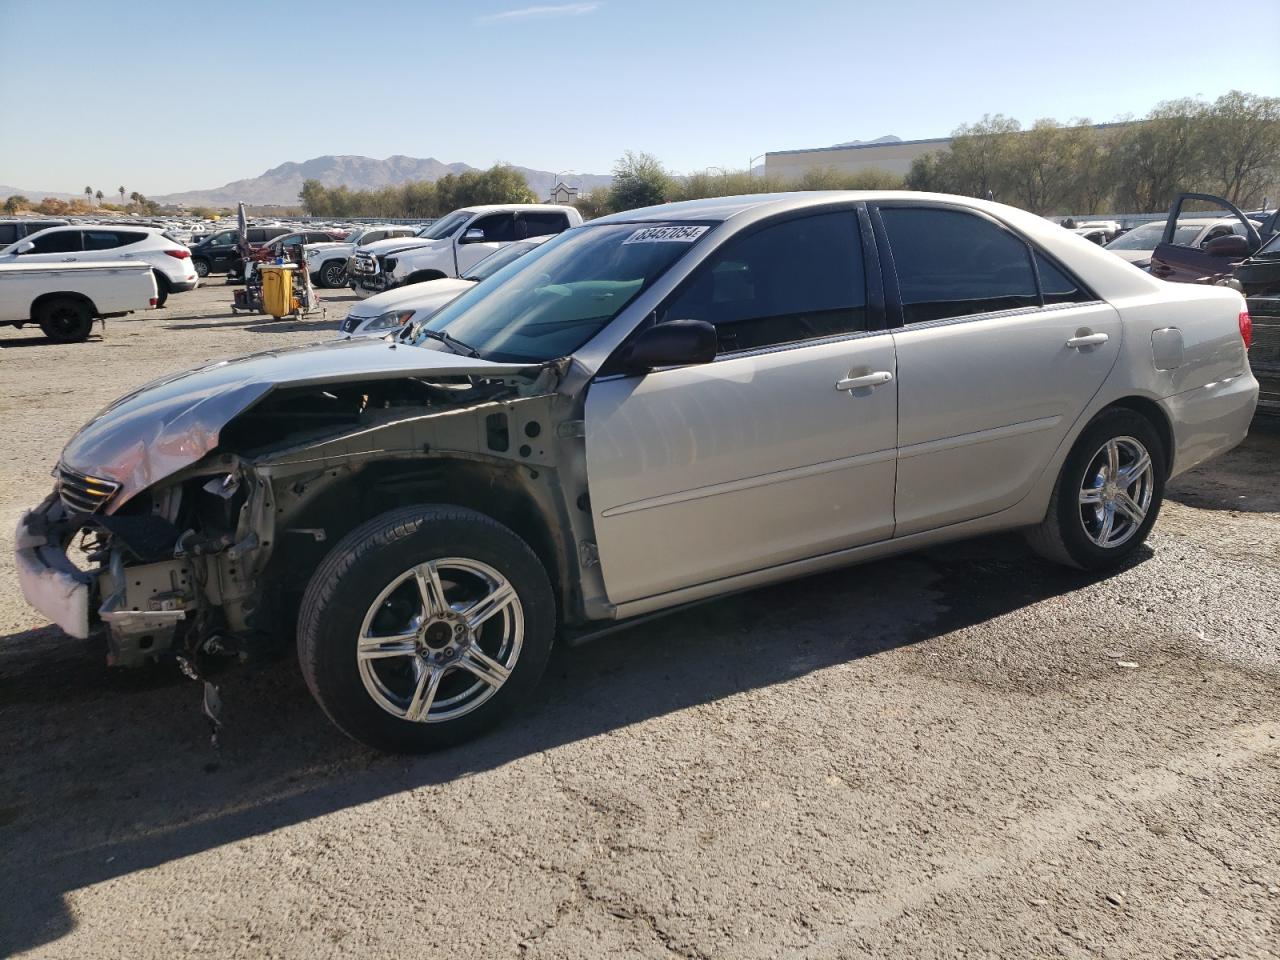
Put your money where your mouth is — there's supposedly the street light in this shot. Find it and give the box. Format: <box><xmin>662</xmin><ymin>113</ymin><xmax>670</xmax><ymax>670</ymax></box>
<box><xmin>748</xmin><ymin>154</ymin><xmax>766</xmax><ymax>178</ymax></box>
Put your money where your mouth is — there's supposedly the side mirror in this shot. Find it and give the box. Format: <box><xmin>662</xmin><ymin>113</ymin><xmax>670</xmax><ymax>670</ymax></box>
<box><xmin>15</xmin><ymin>241</ymin><xmax>34</xmax><ymax>255</ymax></box>
<box><xmin>1205</xmin><ymin>234</ymin><xmax>1251</xmax><ymax>258</ymax></box>
<box><xmin>623</xmin><ymin>320</ymin><xmax>717</xmax><ymax>374</ymax></box>
<box><xmin>460</xmin><ymin>228</ymin><xmax>486</xmax><ymax>243</ymax></box>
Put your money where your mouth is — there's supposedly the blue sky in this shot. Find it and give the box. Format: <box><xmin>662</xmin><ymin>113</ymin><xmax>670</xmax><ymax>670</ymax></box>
<box><xmin>1</xmin><ymin>0</ymin><xmax>1276</xmax><ymax>196</ymax></box>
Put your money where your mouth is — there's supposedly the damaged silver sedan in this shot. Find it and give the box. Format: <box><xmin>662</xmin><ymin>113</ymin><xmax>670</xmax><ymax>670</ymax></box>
<box><xmin>16</xmin><ymin>192</ymin><xmax>1258</xmax><ymax>752</ymax></box>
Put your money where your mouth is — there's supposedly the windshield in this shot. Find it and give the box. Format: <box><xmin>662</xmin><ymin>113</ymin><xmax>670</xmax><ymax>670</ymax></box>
<box><xmin>413</xmin><ymin>222</ymin><xmax>710</xmax><ymax>362</ymax></box>
<box><xmin>417</xmin><ymin>211</ymin><xmax>471</xmax><ymax>241</ymax></box>
<box><xmin>1257</xmin><ymin>229</ymin><xmax>1280</xmax><ymax>257</ymax></box>
<box><xmin>462</xmin><ymin>239</ymin><xmax>544</xmax><ymax>281</ymax></box>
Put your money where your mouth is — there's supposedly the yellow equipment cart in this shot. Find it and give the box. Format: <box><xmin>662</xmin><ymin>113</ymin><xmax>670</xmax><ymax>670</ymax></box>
<box><xmin>259</xmin><ymin>264</ymin><xmax>298</xmax><ymax>319</ymax></box>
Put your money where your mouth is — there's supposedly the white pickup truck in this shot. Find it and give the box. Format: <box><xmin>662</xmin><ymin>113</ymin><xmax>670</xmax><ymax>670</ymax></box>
<box><xmin>348</xmin><ymin>204</ymin><xmax>582</xmax><ymax>298</ymax></box>
<box><xmin>0</xmin><ymin>260</ymin><xmax>157</xmax><ymax>342</ymax></box>
<box><xmin>303</xmin><ymin>225</ymin><xmax>422</xmax><ymax>289</ymax></box>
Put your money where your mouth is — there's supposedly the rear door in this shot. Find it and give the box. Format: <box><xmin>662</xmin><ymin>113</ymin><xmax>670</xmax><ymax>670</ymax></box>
<box><xmin>585</xmin><ymin>208</ymin><xmax>898</xmax><ymax>604</ymax></box>
<box><xmin>872</xmin><ymin>202</ymin><xmax>1121</xmax><ymax>536</ymax></box>
<box><xmin>1150</xmin><ymin>193</ymin><xmax>1263</xmax><ymax>283</ymax></box>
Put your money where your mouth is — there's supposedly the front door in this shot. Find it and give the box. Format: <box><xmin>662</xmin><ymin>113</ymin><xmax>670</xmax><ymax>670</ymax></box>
<box><xmin>455</xmin><ymin>213</ymin><xmax>516</xmax><ymax>275</ymax></box>
<box><xmin>13</xmin><ymin>229</ymin><xmax>82</xmax><ymax>264</ymax></box>
<box><xmin>1150</xmin><ymin>193</ymin><xmax>1263</xmax><ymax>284</ymax></box>
<box><xmin>873</xmin><ymin>203</ymin><xmax>1122</xmax><ymax>535</ymax></box>
<box><xmin>585</xmin><ymin>209</ymin><xmax>898</xmax><ymax>604</ymax></box>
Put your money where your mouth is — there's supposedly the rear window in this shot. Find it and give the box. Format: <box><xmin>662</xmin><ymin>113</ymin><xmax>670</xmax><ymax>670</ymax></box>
<box><xmin>0</xmin><ymin>224</ymin><xmax>17</xmax><ymax>245</ymax></box>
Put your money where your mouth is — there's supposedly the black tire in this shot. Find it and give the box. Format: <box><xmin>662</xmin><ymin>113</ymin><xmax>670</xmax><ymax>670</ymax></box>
<box><xmin>319</xmin><ymin>260</ymin><xmax>346</xmax><ymax>288</ymax></box>
<box><xmin>192</xmin><ymin>257</ymin><xmax>210</xmax><ymax>278</ymax></box>
<box><xmin>298</xmin><ymin>505</ymin><xmax>556</xmax><ymax>753</ymax></box>
<box><xmin>152</xmin><ymin>271</ymin><xmax>170</xmax><ymax>308</ymax></box>
<box><xmin>1025</xmin><ymin>408</ymin><xmax>1166</xmax><ymax>570</ymax></box>
<box><xmin>36</xmin><ymin>297</ymin><xmax>94</xmax><ymax>343</ymax></box>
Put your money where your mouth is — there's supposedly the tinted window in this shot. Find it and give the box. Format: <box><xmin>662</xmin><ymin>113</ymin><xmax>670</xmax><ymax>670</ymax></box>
<box><xmin>1034</xmin><ymin>252</ymin><xmax>1090</xmax><ymax>305</ymax></box>
<box><xmin>27</xmin><ymin>230</ymin><xmax>81</xmax><ymax>254</ymax></box>
<box><xmin>360</xmin><ymin>231</ymin><xmax>386</xmax><ymax>245</ymax></box>
<box><xmin>662</xmin><ymin>212</ymin><xmax>866</xmax><ymax>352</ymax></box>
<box><xmin>521</xmin><ymin>213</ymin><xmax>570</xmax><ymax>238</ymax></box>
<box><xmin>83</xmin><ymin>230</ymin><xmax>146</xmax><ymax>250</ymax></box>
<box><xmin>470</xmin><ymin>214</ymin><xmax>517</xmax><ymax>243</ymax></box>
<box><xmin>881</xmin><ymin>207</ymin><xmax>1038</xmax><ymax>323</ymax></box>
<box><xmin>0</xmin><ymin>225</ymin><xmax>17</xmax><ymax>244</ymax></box>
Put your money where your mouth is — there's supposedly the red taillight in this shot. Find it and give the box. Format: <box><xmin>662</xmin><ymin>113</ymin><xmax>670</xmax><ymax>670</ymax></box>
<box><xmin>1239</xmin><ymin>309</ymin><xmax>1252</xmax><ymax>350</ymax></box>
<box><xmin>149</xmin><ymin>297</ymin><xmax>158</xmax><ymax>307</ymax></box>
<box><xmin>164</xmin><ymin>249</ymin><xmax>191</xmax><ymax>260</ymax></box>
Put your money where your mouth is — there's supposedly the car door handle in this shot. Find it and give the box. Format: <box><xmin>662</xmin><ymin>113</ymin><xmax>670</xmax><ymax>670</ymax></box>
<box><xmin>1066</xmin><ymin>333</ymin><xmax>1109</xmax><ymax>349</ymax></box>
<box><xmin>61</xmin><ymin>257</ymin><xmax>76</xmax><ymax>262</ymax></box>
<box><xmin>835</xmin><ymin>371</ymin><xmax>894</xmax><ymax>391</ymax></box>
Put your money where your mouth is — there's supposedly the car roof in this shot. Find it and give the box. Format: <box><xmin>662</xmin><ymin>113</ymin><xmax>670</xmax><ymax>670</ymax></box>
<box><xmin>454</xmin><ymin>204</ymin><xmax>579</xmax><ymax>215</ymax></box>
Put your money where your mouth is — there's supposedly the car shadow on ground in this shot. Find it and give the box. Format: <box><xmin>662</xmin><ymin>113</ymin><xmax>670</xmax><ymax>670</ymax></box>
<box><xmin>0</xmin><ymin>333</ymin><xmax>102</xmax><ymax>349</ymax></box>
<box><xmin>0</xmin><ymin>533</ymin><xmax>1133</xmax><ymax>954</ymax></box>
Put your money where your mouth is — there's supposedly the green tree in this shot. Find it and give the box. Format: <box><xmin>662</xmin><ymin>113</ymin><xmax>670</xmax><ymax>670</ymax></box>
<box><xmin>607</xmin><ymin>151</ymin><xmax>672</xmax><ymax>212</ymax></box>
<box><xmin>118</xmin><ymin>185</ymin><xmax>126</xmax><ymax>205</ymax></box>
<box><xmin>4</xmin><ymin>194</ymin><xmax>29</xmax><ymax>214</ymax></box>
<box><xmin>94</xmin><ymin>189</ymin><xmax>104</xmax><ymax>205</ymax></box>
<box><xmin>1110</xmin><ymin>99</ymin><xmax>1209</xmax><ymax>212</ymax></box>
<box><xmin>298</xmin><ymin>178</ymin><xmax>329</xmax><ymax>216</ymax></box>
<box><xmin>1200</xmin><ymin>90</ymin><xmax>1280</xmax><ymax>207</ymax></box>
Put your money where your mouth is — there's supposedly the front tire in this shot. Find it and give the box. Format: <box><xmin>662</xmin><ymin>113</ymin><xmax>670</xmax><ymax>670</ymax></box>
<box><xmin>298</xmin><ymin>505</ymin><xmax>555</xmax><ymax>753</ymax></box>
<box><xmin>1026</xmin><ymin>408</ymin><xmax>1166</xmax><ymax>570</ymax></box>
<box><xmin>319</xmin><ymin>260</ymin><xmax>346</xmax><ymax>288</ymax></box>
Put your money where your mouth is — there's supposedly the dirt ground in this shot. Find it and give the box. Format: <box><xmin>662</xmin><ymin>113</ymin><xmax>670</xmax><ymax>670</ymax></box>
<box><xmin>1</xmin><ymin>280</ymin><xmax>1277</xmax><ymax>959</ymax></box>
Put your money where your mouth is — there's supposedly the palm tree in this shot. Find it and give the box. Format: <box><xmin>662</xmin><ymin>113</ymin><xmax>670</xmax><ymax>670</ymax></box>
<box><xmin>84</xmin><ymin>186</ymin><xmax>93</xmax><ymax>205</ymax></box>
<box><xmin>95</xmin><ymin>190</ymin><xmax>104</xmax><ymax>205</ymax></box>
<box><xmin>129</xmin><ymin>191</ymin><xmax>143</xmax><ymax>210</ymax></box>
<box><xmin>118</xmin><ymin>186</ymin><xmax>126</xmax><ymax>205</ymax></box>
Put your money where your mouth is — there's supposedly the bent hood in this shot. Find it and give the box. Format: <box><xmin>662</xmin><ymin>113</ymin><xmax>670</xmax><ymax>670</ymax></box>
<box><xmin>61</xmin><ymin>338</ymin><xmax>542</xmax><ymax>512</ymax></box>
<box><xmin>358</xmin><ymin>236</ymin><xmax>440</xmax><ymax>256</ymax></box>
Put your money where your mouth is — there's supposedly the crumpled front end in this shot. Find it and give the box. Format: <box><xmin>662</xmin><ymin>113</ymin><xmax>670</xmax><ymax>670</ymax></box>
<box><xmin>16</xmin><ymin>456</ymin><xmax>271</xmax><ymax>667</ymax></box>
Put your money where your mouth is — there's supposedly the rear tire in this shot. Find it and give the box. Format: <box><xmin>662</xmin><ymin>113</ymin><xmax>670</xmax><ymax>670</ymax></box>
<box><xmin>192</xmin><ymin>257</ymin><xmax>210</xmax><ymax>278</ymax></box>
<box><xmin>37</xmin><ymin>297</ymin><xmax>94</xmax><ymax>343</ymax></box>
<box><xmin>298</xmin><ymin>505</ymin><xmax>555</xmax><ymax>753</ymax></box>
<box><xmin>152</xmin><ymin>271</ymin><xmax>170</xmax><ymax>308</ymax></box>
<box><xmin>319</xmin><ymin>260</ymin><xmax>346</xmax><ymax>288</ymax></box>
<box><xmin>1025</xmin><ymin>408</ymin><xmax>1166</xmax><ymax>570</ymax></box>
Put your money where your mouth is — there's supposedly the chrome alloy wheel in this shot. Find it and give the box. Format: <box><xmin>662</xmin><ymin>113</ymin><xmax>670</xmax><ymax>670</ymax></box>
<box><xmin>357</xmin><ymin>558</ymin><xmax>523</xmax><ymax>723</ymax></box>
<box><xmin>1078</xmin><ymin>436</ymin><xmax>1154</xmax><ymax>549</ymax></box>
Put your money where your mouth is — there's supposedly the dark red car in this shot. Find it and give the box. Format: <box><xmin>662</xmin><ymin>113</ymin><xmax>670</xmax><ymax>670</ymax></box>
<box><xmin>1149</xmin><ymin>193</ymin><xmax>1279</xmax><ymax>284</ymax></box>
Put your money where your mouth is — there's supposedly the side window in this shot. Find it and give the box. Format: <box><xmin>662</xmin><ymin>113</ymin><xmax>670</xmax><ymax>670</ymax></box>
<box><xmin>361</xmin><ymin>231</ymin><xmax>386</xmax><ymax>245</ymax></box>
<box><xmin>880</xmin><ymin>207</ymin><xmax>1039</xmax><ymax>323</ymax></box>
<box><xmin>83</xmin><ymin>231</ymin><xmax>125</xmax><ymax>250</ymax></box>
<box><xmin>661</xmin><ymin>211</ymin><xmax>867</xmax><ymax>353</ymax></box>
<box><xmin>1034</xmin><ymin>252</ymin><xmax>1090</xmax><ymax>305</ymax></box>
<box><xmin>520</xmin><ymin>213</ymin><xmax>570</xmax><ymax>238</ymax></box>
<box><xmin>27</xmin><ymin>230</ymin><xmax>82</xmax><ymax>254</ymax></box>
<box><xmin>0</xmin><ymin>225</ymin><xmax>17</xmax><ymax>244</ymax></box>
<box><xmin>470</xmin><ymin>214</ymin><xmax>517</xmax><ymax>243</ymax></box>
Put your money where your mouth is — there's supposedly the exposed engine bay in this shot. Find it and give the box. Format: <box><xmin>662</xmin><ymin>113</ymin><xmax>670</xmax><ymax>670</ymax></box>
<box><xmin>18</xmin><ymin>359</ymin><xmax>602</xmax><ymax>673</ymax></box>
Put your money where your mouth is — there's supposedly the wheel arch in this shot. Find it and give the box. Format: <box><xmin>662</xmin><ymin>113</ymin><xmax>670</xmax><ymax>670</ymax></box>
<box><xmin>1100</xmin><ymin>395</ymin><xmax>1175</xmax><ymax>479</ymax></box>
<box><xmin>405</xmin><ymin>269</ymin><xmax>448</xmax><ymax>285</ymax></box>
<box><xmin>31</xmin><ymin>290</ymin><xmax>98</xmax><ymax>320</ymax></box>
<box><xmin>272</xmin><ymin>455</ymin><xmax>576</xmax><ymax>624</ymax></box>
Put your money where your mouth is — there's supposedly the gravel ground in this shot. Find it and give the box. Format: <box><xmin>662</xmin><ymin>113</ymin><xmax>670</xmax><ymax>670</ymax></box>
<box><xmin>1</xmin><ymin>281</ymin><xmax>1278</xmax><ymax>959</ymax></box>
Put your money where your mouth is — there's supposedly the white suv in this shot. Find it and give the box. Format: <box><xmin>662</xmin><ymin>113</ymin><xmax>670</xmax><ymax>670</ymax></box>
<box><xmin>303</xmin><ymin>225</ymin><xmax>421</xmax><ymax>288</ymax></box>
<box><xmin>348</xmin><ymin>204</ymin><xmax>582</xmax><ymax>298</ymax></box>
<box><xmin>0</xmin><ymin>225</ymin><xmax>198</xmax><ymax>307</ymax></box>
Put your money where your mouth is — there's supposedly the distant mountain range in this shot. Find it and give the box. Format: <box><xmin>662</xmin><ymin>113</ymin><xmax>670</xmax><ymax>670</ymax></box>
<box><xmin>829</xmin><ymin>135</ymin><xmax>903</xmax><ymax>149</ymax></box>
<box><xmin>151</xmin><ymin>155</ymin><xmax>615</xmax><ymax>207</ymax></box>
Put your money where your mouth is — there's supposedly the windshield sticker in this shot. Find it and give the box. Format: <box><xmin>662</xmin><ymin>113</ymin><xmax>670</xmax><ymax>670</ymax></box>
<box><xmin>622</xmin><ymin>225</ymin><xmax>709</xmax><ymax>244</ymax></box>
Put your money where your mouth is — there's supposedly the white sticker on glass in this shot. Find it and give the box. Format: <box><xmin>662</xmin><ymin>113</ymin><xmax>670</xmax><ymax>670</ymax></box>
<box><xmin>622</xmin><ymin>225</ymin><xmax>709</xmax><ymax>245</ymax></box>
